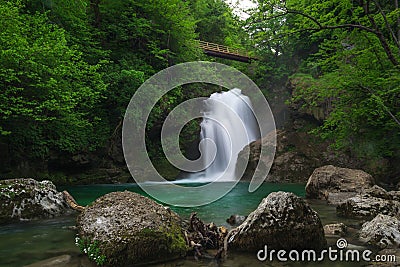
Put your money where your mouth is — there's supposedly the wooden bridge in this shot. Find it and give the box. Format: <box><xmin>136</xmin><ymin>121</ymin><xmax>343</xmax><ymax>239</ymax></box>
<box><xmin>199</xmin><ymin>41</ymin><xmax>255</xmax><ymax>63</ymax></box>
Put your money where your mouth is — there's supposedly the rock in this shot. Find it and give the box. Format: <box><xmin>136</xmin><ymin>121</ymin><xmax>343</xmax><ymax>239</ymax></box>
<box><xmin>336</xmin><ymin>188</ymin><xmax>400</xmax><ymax>220</ymax></box>
<box><xmin>23</xmin><ymin>255</ymin><xmax>72</xmax><ymax>267</ymax></box>
<box><xmin>268</xmin><ymin>151</ymin><xmax>314</xmax><ymax>183</ymax></box>
<box><xmin>325</xmin><ymin>192</ymin><xmax>359</xmax><ymax>205</ymax></box>
<box><xmin>227</xmin><ymin>192</ymin><xmax>327</xmax><ymax>251</ymax></box>
<box><xmin>235</xmin><ymin>131</ymin><xmax>275</xmax><ymax>182</ymax></box>
<box><xmin>364</xmin><ymin>185</ymin><xmax>392</xmax><ymax>200</ymax></box>
<box><xmin>76</xmin><ymin>191</ymin><xmax>187</xmax><ymax>266</ymax></box>
<box><xmin>388</xmin><ymin>190</ymin><xmax>400</xmax><ymax>202</ymax></box>
<box><xmin>337</xmin><ymin>195</ymin><xmax>400</xmax><ymax>219</ymax></box>
<box><xmin>359</xmin><ymin>214</ymin><xmax>400</xmax><ymax>249</ymax></box>
<box><xmin>226</xmin><ymin>214</ymin><xmax>246</xmax><ymax>226</ymax></box>
<box><xmin>305</xmin><ymin>165</ymin><xmax>375</xmax><ymax>204</ymax></box>
<box><xmin>0</xmin><ymin>178</ymin><xmax>71</xmax><ymax>224</ymax></box>
<box><xmin>323</xmin><ymin>223</ymin><xmax>347</xmax><ymax>236</ymax></box>
<box><xmin>236</xmin><ymin>129</ymin><xmax>323</xmax><ymax>183</ymax></box>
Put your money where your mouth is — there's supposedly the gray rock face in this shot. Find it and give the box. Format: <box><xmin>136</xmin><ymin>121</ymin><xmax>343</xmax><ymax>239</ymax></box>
<box><xmin>236</xmin><ymin>130</ymin><xmax>323</xmax><ymax>183</ymax></box>
<box><xmin>359</xmin><ymin>214</ymin><xmax>400</xmax><ymax>249</ymax></box>
<box><xmin>0</xmin><ymin>178</ymin><xmax>71</xmax><ymax>224</ymax></box>
<box><xmin>337</xmin><ymin>196</ymin><xmax>400</xmax><ymax>219</ymax></box>
<box><xmin>77</xmin><ymin>191</ymin><xmax>187</xmax><ymax>266</ymax></box>
<box><xmin>337</xmin><ymin>186</ymin><xmax>400</xmax><ymax>219</ymax></box>
<box><xmin>305</xmin><ymin>165</ymin><xmax>375</xmax><ymax>204</ymax></box>
<box><xmin>227</xmin><ymin>192</ymin><xmax>327</xmax><ymax>251</ymax></box>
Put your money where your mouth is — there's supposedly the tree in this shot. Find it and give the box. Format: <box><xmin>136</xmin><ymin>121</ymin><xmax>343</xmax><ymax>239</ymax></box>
<box><xmin>0</xmin><ymin>1</ymin><xmax>106</xmax><ymax>161</ymax></box>
<box><xmin>248</xmin><ymin>0</ymin><xmax>400</xmax><ymax>161</ymax></box>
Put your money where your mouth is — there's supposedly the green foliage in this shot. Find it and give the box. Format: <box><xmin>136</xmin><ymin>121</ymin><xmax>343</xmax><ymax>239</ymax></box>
<box><xmin>99</xmin><ymin>0</ymin><xmax>198</xmax><ymax>69</ymax></box>
<box><xmin>250</xmin><ymin>0</ymin><xmax>400</xmax><ymax>159</ymax></box>
<box><xmin>0</xmin><ymin>0</ymin><xmax>252</xmax><ymax>178</ymax></box>
<box><xmin>75</xmin><ymin>236</ymin><xmax>106</xmax><ymax>266</ymax></box>
<box><xmin>0</xmin><ymin>1</ymin><xmax>106</xmax><ymax>159</ymax></box>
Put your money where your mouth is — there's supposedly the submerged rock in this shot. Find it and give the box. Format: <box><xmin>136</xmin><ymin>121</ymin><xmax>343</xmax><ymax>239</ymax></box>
<box><xmin>305</xmin><ymin>165</ymin><xmax>375</xmax><ymax>204</ymax></box>
<box><xmin>226</xmin><ymin>214</ymin><xmax>246</xmax><ymax>226</ymax></box>
<box><xmin>227</xmin><ymin>191</ymin><xmax>327</xmax><ymax>251</ymax></box>
<box><xmin>359</xmin><ymin>214</ymin><xmax>400</xmax><ymax>249</ymax></box>
<box><xmin>0</xmin><ymin>178</ymin><xmax>71</xmax><ymax>224</ymax></box>
<box><xmin>23</xmin><ymin>255</ymin><xmax>73</xmax><ymax>267</ymax></box>
<box><xmin>76</xmin><ymin>191</ymin><xmax>187</xmax><ymax>266</ymax></box>
<box><xmin>323</xmin><ymin>223</ymin><xmax>347</xmax><ymax>236</ymax></box>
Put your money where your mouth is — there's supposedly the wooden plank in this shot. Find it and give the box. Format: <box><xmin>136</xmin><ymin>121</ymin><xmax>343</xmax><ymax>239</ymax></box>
<box><xmin>198</xmin><ymin>40</ymin><xmax>255</xmax><ymax>62</ymax></box>
<box><xmin>203</xmin><ymin>50</ymin><xmax>252</xmax><ymax>63</ymax></box>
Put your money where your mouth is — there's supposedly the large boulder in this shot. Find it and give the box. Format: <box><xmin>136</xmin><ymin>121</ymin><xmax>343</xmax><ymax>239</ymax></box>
<box><xmin>76</xmin><ymin>191</ymin><xmax>187</xmax><ymax>266</ymax></box>
<box><xmin>0</xmin><ymin>178</ymin><xmax>71</xmax><ymax>224</ymax></box>
<box><xmin>337</xmin><ymin>186</ymin><xmax>400</xmax><ymax>219</ymax></box>
<box><xmin>359</xmin><ymin>214</ymin><xmax>400</xmax><ymax>249</ymax></box>
<box><xmin>227</xmin><ymin>191</ymin><xmax>327</xmax><ymax>251</ymax></box>
<box><xmin>305</xmin><ymin>165</ymin><xmax>375</xmax><ymax>204</ymax></box>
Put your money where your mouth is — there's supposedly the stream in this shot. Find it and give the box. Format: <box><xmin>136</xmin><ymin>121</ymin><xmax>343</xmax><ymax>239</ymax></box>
<box><xmin>0</xmin><ymin>182</ymin><xmax>366</xmax><ymax>267</ymax></box>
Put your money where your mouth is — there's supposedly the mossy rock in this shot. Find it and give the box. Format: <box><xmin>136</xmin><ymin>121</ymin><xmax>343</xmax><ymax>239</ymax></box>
<box><xmin>77</xmin><ymin>191</ymin><xmax>188</xmax><ymax>266</ymax></box>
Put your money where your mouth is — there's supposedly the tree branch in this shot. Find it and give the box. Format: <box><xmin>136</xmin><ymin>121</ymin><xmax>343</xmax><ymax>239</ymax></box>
<box><xmin>372</xmin><ymin>0</ymin><xmax>400</xmax><ymax>50</ymax></box>
<box><xmin>285</xmin><ymin>9</ymin><xmax>323</xmax><ymax>28</ymax></box>
<box><xmin>359</xmin><ymin>85</ymin><xmax>400</xmax><ymax>127</ymax></box>
<box><xmin>263</xmin><ymin>5</ymin><xmax>400</xmax><ymax>66</ymax></box>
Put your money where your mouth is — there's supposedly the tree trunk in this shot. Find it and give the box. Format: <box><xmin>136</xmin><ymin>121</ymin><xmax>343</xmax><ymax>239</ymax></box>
<box><xmin>90</xmin><ymin>0</ymin><xmax>101</xmax><ymax>28</ymax></box>
<box><xmin>396</xmin><ymin>0</ymin><xmax>400</xmax><ymax>47</ymax></box>
<box><xmin>362</xmin><ymin>0</ymin><xmax>399</xmax><ymax>66</ymax></box>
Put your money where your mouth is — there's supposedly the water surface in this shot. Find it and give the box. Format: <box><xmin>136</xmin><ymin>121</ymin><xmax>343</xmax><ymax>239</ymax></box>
<box><xmin>0</xmin><ymin>182</ymin><xmax>365</xmax><ymax>266</ymax></box>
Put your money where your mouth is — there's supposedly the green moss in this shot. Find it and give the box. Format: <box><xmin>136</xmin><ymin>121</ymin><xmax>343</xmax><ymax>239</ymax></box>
<box><xmin>137</xmin><ymin>227</ymin><xmax>158</xmax><ymax>238</ymax></box>
<box><xmin>161</xmin><ymin>224</ymin><xmax>188</xmax><ymax>253</ymax></box>
<box><xmin>138</xmin><ymin>225</ymin><xmax>187</xmax><ymax>252</ymax></box>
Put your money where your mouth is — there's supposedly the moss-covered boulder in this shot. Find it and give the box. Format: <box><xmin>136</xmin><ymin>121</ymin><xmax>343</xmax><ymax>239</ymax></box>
<box><xmin>76</xmin><ymin>191</ymin><xmax>187</xmax><ymax>266</ymax></box>
<box><xmin>0</xmin><ymin>178</ymin><xmax>71</xmax><ymax>224</ymax></box>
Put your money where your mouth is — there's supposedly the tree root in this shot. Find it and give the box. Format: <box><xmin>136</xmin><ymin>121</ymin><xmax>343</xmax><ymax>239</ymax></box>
<box><xmin>63</xmin><ymin>190</ymin><xmax>85</xmax><ymax>212</ymax></box>
<box><xmin>185</xmin><ymin>212</ymin><xmax>229</xmax><ymax>261</ymax></box>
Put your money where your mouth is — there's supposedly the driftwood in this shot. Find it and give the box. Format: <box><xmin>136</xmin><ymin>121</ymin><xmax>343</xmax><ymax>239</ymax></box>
<box><xmin>63</xmin><ymin>190</ymin><xmax>85</xmax><ymax>212</ymax></box>
<box><xmin>185</xmin><ymin>213</ymin><xmax>229</xmax><ymax>261</ymax></box>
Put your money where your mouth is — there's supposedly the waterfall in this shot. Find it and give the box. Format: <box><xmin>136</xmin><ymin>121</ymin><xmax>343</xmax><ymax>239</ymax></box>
<box><xmin>179</xmin><ymin>88</ymin><xmax>259</xmax><ymax>183</ymax></box>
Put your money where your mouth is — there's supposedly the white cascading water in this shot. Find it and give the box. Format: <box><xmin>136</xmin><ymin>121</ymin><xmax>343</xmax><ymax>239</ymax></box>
<box><xmin>181</xmin><ymin>88</ymin><xmax>259</xmax><ymax>183</ymax></box>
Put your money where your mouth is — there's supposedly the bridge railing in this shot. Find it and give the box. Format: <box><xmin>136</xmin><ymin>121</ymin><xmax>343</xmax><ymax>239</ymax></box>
<box><xmin>198</xmin><ymin>41</ymin><xmax>249</xmax><ymax>58</ymax></box>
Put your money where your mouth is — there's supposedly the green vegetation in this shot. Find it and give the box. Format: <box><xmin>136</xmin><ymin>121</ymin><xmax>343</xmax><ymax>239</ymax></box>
<box><xmin>0</xmin><ymin>0</ymin><xmax>248</xmax><ymax>179</ymax></box>
<box><xmin>248</xmin><ymin>0</ymin><xmax>400</xmax><ymax>169</ymax></box>
<box><xmin>137</xmin><ymin>225</ymin><xmax>188</xmax><ymax>254</ymax></box>
<box><xmin>1</xmin><ymin>0</ymin><xmax>399</xmax><ymax>181</ymax></box>
<box><xmin>75</xmin><ymin>236</ymin><xmax>106</xmax><ymax>266</ymax></box>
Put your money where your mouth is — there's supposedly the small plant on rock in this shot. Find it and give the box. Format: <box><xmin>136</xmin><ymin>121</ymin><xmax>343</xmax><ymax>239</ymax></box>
<box><xmin>75</xmin><ymin>236</ymin><xmax>106</xmax><ymax>266</ymax></box>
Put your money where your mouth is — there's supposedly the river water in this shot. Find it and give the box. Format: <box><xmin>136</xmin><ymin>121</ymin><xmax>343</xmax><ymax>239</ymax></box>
<box><xmin>0</xmin><ymin>182</ymin><xmax>365</xmax><ymax>266</ymax></box>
